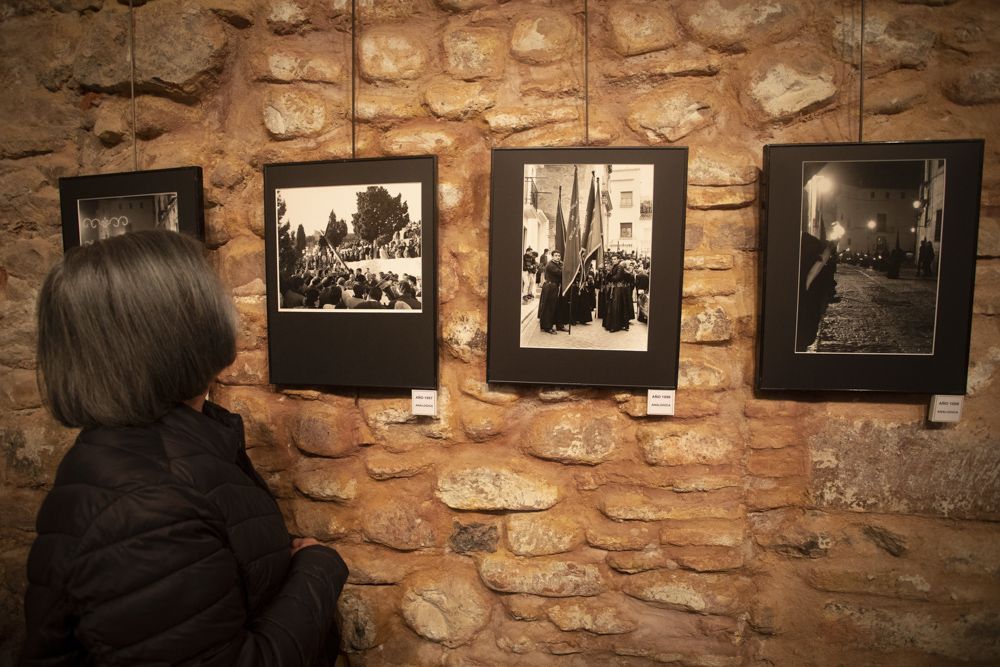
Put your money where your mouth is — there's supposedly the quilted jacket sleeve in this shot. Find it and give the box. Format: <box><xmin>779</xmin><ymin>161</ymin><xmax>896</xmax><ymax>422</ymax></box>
<box><xmin>22</xmin><ymin>481</ymin><xmax>348</xmax><ymax>666</ymax></box>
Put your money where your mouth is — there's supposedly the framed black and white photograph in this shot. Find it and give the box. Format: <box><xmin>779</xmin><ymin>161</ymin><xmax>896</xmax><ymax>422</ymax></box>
<box><xmin>58</xmin><ymin>167</ymin><xmax>203</xmax><ymax>249</ymax></box>
<box><xmin>488</xmin><ymin>147</ymin><xmax>687</xmax><ymax>388</ymax></box>
<box><xmin>757</xmin><ymin>140</ymin><xmax>984</xmax><ymax>393</ymax></box>
<box><xmin>264</xmin><ymin>156</ymin><xmax>437</xmax><ymax>389</ymax></box>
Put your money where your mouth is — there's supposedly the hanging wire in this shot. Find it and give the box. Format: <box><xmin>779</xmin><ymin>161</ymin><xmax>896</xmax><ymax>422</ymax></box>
<box><xmin>351</xmin><ymin>0</ymin><xmax>357</xmax><ymax>159</ymax></box>
<box><xmin>583</xmin><ymin>0</ymin><xmax>589</xmax><ymax>146</ymax></box>
<box><xmin>128</xmin><ymin>0</ymin><xmax>138</xmax><ymax>171</ymax></box>
<box><xmin>858</xmin><ymin>0</ymin><xmax>866</xmax><ymax>143</ymax></box>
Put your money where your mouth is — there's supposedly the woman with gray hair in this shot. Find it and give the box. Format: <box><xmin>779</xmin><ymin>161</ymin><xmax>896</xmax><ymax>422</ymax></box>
<box><xmin>22</xmin><ymin>230</ymin><xmax>348</xmax><ymax>665</ymax></box>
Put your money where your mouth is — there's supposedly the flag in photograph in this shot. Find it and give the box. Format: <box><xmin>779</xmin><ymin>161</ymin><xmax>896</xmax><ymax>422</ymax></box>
<box><xmin>562</xmin><ymin>166</ymin><xmax>581</xmax><ymax>294</ymax></box>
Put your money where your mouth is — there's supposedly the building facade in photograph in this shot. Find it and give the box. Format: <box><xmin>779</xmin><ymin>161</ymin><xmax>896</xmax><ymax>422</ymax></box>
<box><xmin>915</xmin><ymin>159</ymin><xmax>946</xmax><ymax>260</ymax></box>
<box><xmin>522</xmin><ymin>164</ymin><xmax>550</xmax><ymax>256</ymax></box>
<box><xmin>802</xmin><ymin>162</ymin><xmax>923</xmax><ymax>256</ymax></box>
<box><xmin>605</xmin><ymin>164</ymin><xmax>652</xmax><ymax>258</ymax></box>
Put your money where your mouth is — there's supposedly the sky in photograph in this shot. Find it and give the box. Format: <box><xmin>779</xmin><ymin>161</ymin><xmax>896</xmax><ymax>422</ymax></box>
<box><xmin>277</xmin><ymin>182</ymin><xmax>421</xmax><ymax>236</ymax></box>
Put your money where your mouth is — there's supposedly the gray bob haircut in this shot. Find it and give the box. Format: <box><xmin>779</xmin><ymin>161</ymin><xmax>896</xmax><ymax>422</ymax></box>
<box><xmin>37</xmin><ymin>230</ymin><xmax>237</xmax><ymax>428</ymax></box>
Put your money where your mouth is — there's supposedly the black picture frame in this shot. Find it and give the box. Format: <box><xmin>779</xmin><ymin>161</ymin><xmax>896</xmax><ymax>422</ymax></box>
<box><xmin>487</xmin><ymin>147</ymin><xmax>687</xmax><ymax>389</ymax></box>
<box><xmin>757</xmin><ymin>140</ymin><xmax>984</xmax><ymax>394</ymax></box>
<box><xmin>58</xmin><ymin>166</ymin><xmax>204</xmax><ymax>250</ymax></box>
<box><xmin>263</xmin><ymin>156</ymin><xmax>437</xmax><ymax>390</ymax></box>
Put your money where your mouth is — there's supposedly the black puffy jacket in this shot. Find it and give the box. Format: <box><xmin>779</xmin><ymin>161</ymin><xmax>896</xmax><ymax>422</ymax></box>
<box><xmin>21</xmin><ymin>401</ymin><xmax>348</xmax><ymax>665</ymax></box>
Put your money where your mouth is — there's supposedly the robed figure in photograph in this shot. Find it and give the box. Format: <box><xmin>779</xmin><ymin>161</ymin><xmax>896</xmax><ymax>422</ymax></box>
<box><xmin>538</xmin><ymin>250</ymin><xmax>564</xmax><ymax>333</ymax></box>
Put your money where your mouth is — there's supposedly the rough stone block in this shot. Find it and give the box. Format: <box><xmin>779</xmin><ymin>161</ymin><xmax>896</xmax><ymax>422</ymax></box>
<box><xmin>442</xmin><ymin>310</ymin><xmax>487</xmax><ymax>362</ymax></box>
<box><xmin>365</xmin><ymin>451</ymin><xmax>435</xmax><ymax>480</ymax></box>
<box><xmin>293</xmin><ymin>459</ymin><xmax>359</xmax><ymax>503</ymax></box>
<box><xmin>511</xmin><ymin>11</ymin><xmax>576</xmax><ymax>65</ymax></box>
<box><xmin>744</xmin><ymin>55</ymin><xmax>837</xmax><ymax>123</ymax></box>
<box><xmin>337</xmin><ymin>585</ymin><xmax>385</xmax><ymax>651</ymax></box>
<box><xmin>600</xmin><ymin>487</ymin><xmax>743</xmax><ymax>522</ymax></box>
<box><xmin>216</xmin><ymin>349</ymin><xmax>268</xmax><ymax>386</ymax></box>
<box><xmin>263</xmin><ymin>88</ymin><xmax>327</xmax><ymax>140</ymax></box>
<box><xmin>627</xmin><ymin>83</ymin><xmax>716</xmax><ymax>143</ymax></box>
<box><xmin>622</xmin><ymin>570</ymin><xmax>750</xmax><ymax>616</ymax></box>
<box><xmin>585</xmin><ymin>522</ymin><xmax>657</xmax><ymax>551</ymax></box>
<box><xmin>449</xmin><ymin>521</ymin><xmax>499</xmax><ymax>554</ymax></box>
<box><xmin>679</xmin><ymin>0</ymin><xmax>804</xmax><ymax>53</ymax></box>
<box><xmin>362</xmin><ymin>498</ymin><xmax>436</xmax><ymax>551</ymax></box>
<box><xmin>687</xmin><ymin>185</ymin><xmax>756</xmax><ymax>210</ymax></box>
<box><xmin>291</xmin><ymin>499</ymin><xmax>351</xmax><ymax>541</ymax></box>
<box><xmin>682</xmin><ymin>271</ymin><xmax>738</xmax><ymax>298</ymax></box>
<box><xmin>424</xmin><ymin>77</ymin><xmax>496</xmax><ymax>120</ymax></box>
<box><xmin>680</xmin><ymin>302</ymin><xmax>734</xmax><ymax>343</ymax></box>
<box><xmin>478</xmin><ymin>555</ymin><xmax>603</xmax><ymax>597</ymax></box>
<box><xmin>660</xmin><ymin>519</ymin><xmax>744</xmax><ymax>548</ymax></box>
<box><xmin>444</xmin><ymin>26</ymin><xmax>506</xmax><ymax>80</ymax></box>
<box><xmin>293</xmin><ymin>403</ymin><xmax>371</xmax><ymax>458</ymax></box>
<box><xmin>483</xmin><ymin>104</ymin><xmax>578</xmax><ymax>134</ymax></box>
<box><xmin>0</xmin><ymin>368</ymin><xmax>41</xmax><ymax>410</ymax></box>
<box><xmin>547</xmin><ymin>594</ymin><xmax>637</xmax><ymax>634</ymax></box>
<box><xmin>638</xmin><ymin>427</ymin><xmax>739</xmax><ymax>467</ymax></box>
<box><xmin>523</xmin><ymin>409</ymin><xmax>619</xmax><ymax>465</ymax></box>
<box><xmin>401</xmin><ymin>567</ymin><xmax>492</xmax><ymax>647</ymax></box>
<box><xmin>436</xmin><ymin>466</ymin><xmax>560</xmax><ymax>511</ymax></box>
<box><xmin>254</xmin><ymin>51</ymin><xmax>345</xmax><ymax>84</ymax></box>
<box><xmin>607</xmin><ymin>1</ymin><xmax>681</xmax><ymax>56</ymax></box>
<box><xmin>360</xmin><ymin>26</ymin><xmax>431</xmax><ymax>81</ymax></box>
<box><xmin>506</xmin><ymin>511</ymin><xmax>581</xmax><ymax>556</ymax></box>
<box><xmin>133</xmin><ymin>1</ymin><xmax>230</xmax><ymax>101</ymax></box>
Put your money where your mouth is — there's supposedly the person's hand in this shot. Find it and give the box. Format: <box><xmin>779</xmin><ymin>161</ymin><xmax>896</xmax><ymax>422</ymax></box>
<box><xmin>291</xmin><ymin>537</ymin><xmax>321</xmax><ymax>556</ymax></box>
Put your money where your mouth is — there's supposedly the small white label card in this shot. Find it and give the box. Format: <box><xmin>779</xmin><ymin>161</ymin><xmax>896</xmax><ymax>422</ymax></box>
<box><xmin>928</xmin><ymin>395</ymin><xmax>963</xmax><ymax>423</ymax></box>
<box><xmin>411</xmin><ymin>389</ymin><xmax>438</xmax><ymax>417</ymax></box>
<box><xmin>647</xmin><ymin>389</ymin><xmax>676</xmax><ymax>416</ymax></box>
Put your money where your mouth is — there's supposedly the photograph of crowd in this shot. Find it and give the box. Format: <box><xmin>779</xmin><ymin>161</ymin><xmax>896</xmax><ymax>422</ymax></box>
<box><xmin>519</xmin><ymin>162</ymin><xmax>654</xmax><ymax>352</ymax></box>
<box><xmin>76</xmin><ymin>192</ymin><xmax>179</xmax><ymax>246</ymax></box>
<box><xmin>795</xmin><ymin>159</ymin><xmax>944</xmax><ymax>355</ymax></box>
<box><xmin>275</xmin><ymin>182</ymin><xmax>423</xmax><ymax>313</ymax></box>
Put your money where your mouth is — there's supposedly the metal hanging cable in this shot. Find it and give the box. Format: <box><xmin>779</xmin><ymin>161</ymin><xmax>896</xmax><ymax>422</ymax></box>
<box><xmin>128</xmin><ymin>0</ymin><xmax>138</xmax><ymax>171</ymax></box>
<box><xmin>351</xmin><ymin>0</ymin><xmax>357</xmax><ymax>159</ymax></box>
<box><xmin>583</xmin><ymin>0</ymin><xmax>589</xmax><ymax>146</ymax></box>
<box><xmin>858</xmin><ymin>0</ymin><xmax>866</xmax><ymax>143</ymax></box>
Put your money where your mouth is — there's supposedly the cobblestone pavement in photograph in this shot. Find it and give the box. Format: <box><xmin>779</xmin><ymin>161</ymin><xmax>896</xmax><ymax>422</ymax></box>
<box><xmin>812</xmin><ymin>264</ymin><xmax>938</xmax><ymax>353</ymax></box>
<box><xmin>519</xmin><ymin>294</ymin><xmax>648</xmax><ymax>350</ymax></box>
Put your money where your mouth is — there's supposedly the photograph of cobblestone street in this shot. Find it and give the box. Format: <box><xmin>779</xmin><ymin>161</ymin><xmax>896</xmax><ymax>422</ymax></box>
<box><xmin>795</xmin><ymin>158</ymin><xmax>944</xmax><ymax>354</ymax></box>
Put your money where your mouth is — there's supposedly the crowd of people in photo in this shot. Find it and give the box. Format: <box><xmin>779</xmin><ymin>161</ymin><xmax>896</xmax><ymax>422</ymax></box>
<box><xmin>525</xmin><ymin>246</ymin><xmax>650</xmax><ymax>335</ymax></box>
<box><xmin>335</xmin><ymin>221</ymin><xmax>421</xmax><ymax>261</ymax></box>
<box><xmin>279</xmin><ymin>265</ymin><xmax>422</xmax><ymax>310</ymax></box>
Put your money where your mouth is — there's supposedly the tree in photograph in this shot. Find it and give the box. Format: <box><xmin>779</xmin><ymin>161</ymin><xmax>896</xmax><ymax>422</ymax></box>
<box><xmin>276</xmin><ymin>193</ymin><xmax>301</xmax><ymax>274</ymax></box>
<box><xmin>352</xmin><ymin>186</ymin><xmax>411</xmax><ymax>251</ymax></box>
<box><xmin>295</xmin><ymin>223</ymin><xmax>307</xmax><ymax>253</ymax></box>
<box><xmin>324</xmin><ymin>210</ymin><xmax>348</xmax><ymax>248</ymax></box>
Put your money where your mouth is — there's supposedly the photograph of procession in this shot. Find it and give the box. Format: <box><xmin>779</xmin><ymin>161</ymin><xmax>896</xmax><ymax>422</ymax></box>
<box><xmin>519</xmin><ymin>162</ymin><xmax>654</xmax><ymax>352</ymax></box>
<box><xmin>274</xmin><ymin>182</ymin><xmax>423</xmax><ymax>312</ymax></box>
<box><xmin>795</xmin><ymin>158</ymin><xmax>944</xmax><ymax>355</ymax></box>
<box><xmin>76</xmin><ymin>192</ymin><xmax>179</xmax><ymax>246</ymax></box>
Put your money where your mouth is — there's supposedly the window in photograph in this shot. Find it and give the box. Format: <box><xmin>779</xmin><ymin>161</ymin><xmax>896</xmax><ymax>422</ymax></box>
<box><xmin>620</xmin><ymin>191</ymin><xmax>633</xmax><ymax>208</ymax></box>
<box><xmin>620</xmin><ymin>222</ymin><xmax>633</xmax><ymax>238</ymax></box>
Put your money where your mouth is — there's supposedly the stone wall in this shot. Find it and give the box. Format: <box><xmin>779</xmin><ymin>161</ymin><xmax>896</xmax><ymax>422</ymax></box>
<box><xmin>2</xmin><ymin>0</ymin><xmax>999</xmax><ymax>664</ymax></box>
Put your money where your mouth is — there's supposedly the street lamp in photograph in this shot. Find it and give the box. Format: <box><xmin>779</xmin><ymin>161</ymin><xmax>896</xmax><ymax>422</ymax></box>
<box><xmin>867</xmin><ymin>219</ymin><xmax>876</xmax><ymax>255</ymax></box>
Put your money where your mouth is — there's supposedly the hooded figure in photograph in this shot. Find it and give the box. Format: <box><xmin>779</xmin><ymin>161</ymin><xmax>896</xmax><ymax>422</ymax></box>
<box><xmin>23</xmin><ymin>231</ymin><xmax>348</xmax><ymax>665</ymax></box>
<box><xmin>538</xmin><ymin>250</ymin><xmax>564</xmax><ymax>333</ymax></box>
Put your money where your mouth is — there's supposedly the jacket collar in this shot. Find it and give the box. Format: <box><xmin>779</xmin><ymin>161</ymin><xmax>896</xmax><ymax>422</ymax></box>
<box><xmin>160</xmin><ymin>400</ymin><xmax>247</xmax><ymax>462</ymax></box>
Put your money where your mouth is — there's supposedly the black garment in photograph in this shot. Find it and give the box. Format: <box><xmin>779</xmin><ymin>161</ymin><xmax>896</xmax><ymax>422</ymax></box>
<box><xmin>603</xmin><ymin>265</ymin><xmax>635</xmax><ymax>332</ymax></box>
<box><xmin>538</xmin><ymin>259</ymin><xmax>563</xmax><ymax>331</ymax></box>
<box><xmin>22</xmin><ymin>402</ymin><xmax>348</xmax><ymax>665</ymax></box>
